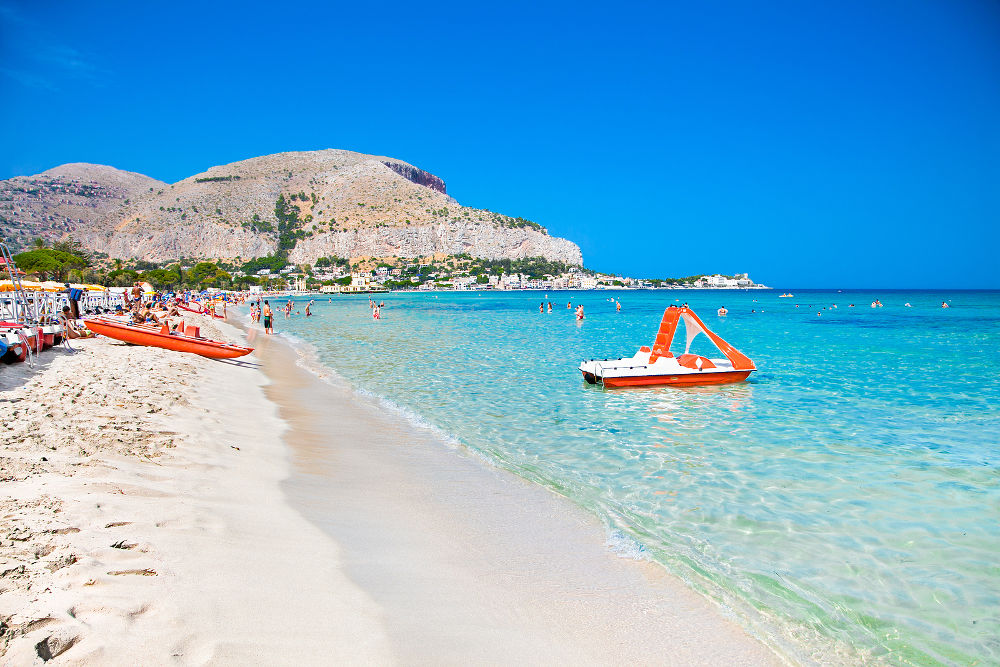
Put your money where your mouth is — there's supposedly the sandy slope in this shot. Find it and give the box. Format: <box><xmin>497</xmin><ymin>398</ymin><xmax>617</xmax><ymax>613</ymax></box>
<box><xmin>0</xmin><ymin>318</ymin><xmax>390</xmax><ymax>664</ymax></box>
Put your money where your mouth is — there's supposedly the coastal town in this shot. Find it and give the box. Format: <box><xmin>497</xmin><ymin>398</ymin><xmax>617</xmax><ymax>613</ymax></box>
<box><xmin>252</xmin><ymin>257</ymin><xmax>768</xmax><ymax>294</ymax></box>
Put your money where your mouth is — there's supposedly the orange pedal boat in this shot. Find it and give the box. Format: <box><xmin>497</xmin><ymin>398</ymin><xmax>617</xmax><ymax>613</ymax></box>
<box><xmin>85</xmin><ymin>317</ymin><xmax>253</xmax><ymax>359</ymax></box>
<box><xmin>580</xmin><ymin>306</ymin><xmax>755</xmax><ymax>388</ymax></box>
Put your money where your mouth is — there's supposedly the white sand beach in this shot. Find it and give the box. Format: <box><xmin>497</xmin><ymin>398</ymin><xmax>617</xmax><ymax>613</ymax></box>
<box><xmin>1</xmin><ymin>315</ymin><xmax>780</xmax><ymax>665</ymax></box>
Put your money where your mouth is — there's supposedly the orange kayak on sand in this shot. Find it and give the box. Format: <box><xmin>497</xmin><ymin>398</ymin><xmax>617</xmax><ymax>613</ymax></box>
<box><xmin>84</xmin><ymin>317</ymin><xmax>253</xmax><ymax>359</ymax></box>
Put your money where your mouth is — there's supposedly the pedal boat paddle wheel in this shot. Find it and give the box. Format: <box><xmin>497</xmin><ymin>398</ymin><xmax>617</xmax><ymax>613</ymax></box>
<box><xmin>580</xmin><ymin>306</ymin><xmax>756</xmax><ymax>388</ymax></box>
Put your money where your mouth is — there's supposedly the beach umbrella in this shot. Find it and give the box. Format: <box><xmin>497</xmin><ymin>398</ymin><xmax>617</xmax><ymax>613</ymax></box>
<box><xmin>11</xmin><ymin>280</ymin><xmax>45</xmax><ymax>291</ymax></box>
<box><xmin>83</xmin><ymin>284</ymin><xmax>107</xmax><ymax>291</ymax></box>
<box><xmin>40</xmin><ymin>281</ymin><xmax>65</xmax><ymax>292</ymax></box>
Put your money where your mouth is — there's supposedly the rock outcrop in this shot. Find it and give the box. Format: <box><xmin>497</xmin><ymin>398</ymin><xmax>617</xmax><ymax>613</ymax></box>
<box><xmin>0</xmin><ymin>149</ymin><xmax>583</xmax><ymax>266</ymax></box>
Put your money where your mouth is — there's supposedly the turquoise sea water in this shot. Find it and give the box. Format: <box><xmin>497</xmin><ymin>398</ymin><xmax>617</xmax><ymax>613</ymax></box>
<box><xmin>255</xmin><ymin>290</ymin><xmax>999</xmax><ymax>665</ymax></box>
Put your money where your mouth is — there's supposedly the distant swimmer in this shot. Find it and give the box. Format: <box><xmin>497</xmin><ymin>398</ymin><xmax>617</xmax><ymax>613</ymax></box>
<box><xmin>616</xmin><ymin>300</ymin><xmax>621</xmax><ymax>312</ymax></box>
<box><xmin>941</xmin><ymin>301</ymin><xmax>950</xmax><ymax>308</ymax></box>
<box><xmin>539</xmin><ymin>302</ymin><xmax>544</xmax><ymax>313</ymax></box>
<box><xmin>717</xmin><ymin>306</ymin><xmax>728</xmax><ymax>316</ymax></box>
<box><xmin>904</xmin><ymin>302</ymin><xmax>912</xmax><ymax>308</ymax></box>
<box><xmin>305</xmin><ymin>300</ymin><xmax>313</xmax><ymax>317</ymax></box>
<box><xmin>567</xmin><ymin>301</ymin><xmax>572</xmax><ymax>309</ymax></box>
<box><xmin>576</xmin><ymin>304</ymin><xmax>585</xmax><ymax>320</ymax></box>
<box><xmin>548</xmin><ymin>302</ymin><xmax>553</xmax><ymax>313</ymax></box>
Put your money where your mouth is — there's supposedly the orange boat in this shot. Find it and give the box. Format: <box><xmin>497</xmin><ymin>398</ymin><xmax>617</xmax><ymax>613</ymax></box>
<box><xmin>84</xmin><ymin>317</ymin><xmax>253</xmax><ymax>359</ymax></box>
<box><xmin>579</xmin><ymin>306</ymin><xmax>756</xmax><ymax>388</ymax></box>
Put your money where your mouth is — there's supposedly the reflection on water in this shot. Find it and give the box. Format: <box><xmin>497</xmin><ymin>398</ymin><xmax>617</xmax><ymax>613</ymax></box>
<box><xmin>258</xmin><ymin>289</ymin><xmax>1000</xmax><ymax>666</ymax></box>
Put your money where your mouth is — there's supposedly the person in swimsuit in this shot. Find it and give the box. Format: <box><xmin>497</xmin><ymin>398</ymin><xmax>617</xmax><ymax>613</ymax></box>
<box><xmin>262</xmin><ymin>300</ymin><xmax>274</xmax><ymax>334</ymax></box>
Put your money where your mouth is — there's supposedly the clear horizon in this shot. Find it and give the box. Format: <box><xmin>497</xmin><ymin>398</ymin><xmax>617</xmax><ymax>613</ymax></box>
<box><xmin>1</xmin><ymin>1</ymin><xmax>997</xmax><ymax>288</ymax></box>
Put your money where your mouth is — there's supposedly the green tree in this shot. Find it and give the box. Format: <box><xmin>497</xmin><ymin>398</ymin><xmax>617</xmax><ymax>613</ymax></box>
<box><xmin>107</xmin><ymin>268</ymin><xmax>140</xmax><ymax>287</ymax></box>
<box><xmin>13</xmin><ymin>248</ymin><xmax>88</xmax><ymax>281</ymax></box>
<box><xmin>186</xmin><ymin>262</ymin><xmax>219</xmax><ymax>287</ymax></box>
<box><xmin>141</xmin><ymin>269</ymin><xmax>180</xmax><ymax>290</ymax></box>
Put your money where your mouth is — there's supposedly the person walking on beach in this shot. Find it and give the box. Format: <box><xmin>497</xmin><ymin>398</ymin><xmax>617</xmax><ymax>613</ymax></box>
<box><xmin>262</xmin><ymin>301</ymin><xmax>274</xmax><ymax>334</ymax></box>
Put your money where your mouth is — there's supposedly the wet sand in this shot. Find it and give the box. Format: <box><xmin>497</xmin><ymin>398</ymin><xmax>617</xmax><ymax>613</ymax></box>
<box><xmin>246</xmin><ymin>324</ymin><xmax>782</xmax><ymax>665</ymax></box>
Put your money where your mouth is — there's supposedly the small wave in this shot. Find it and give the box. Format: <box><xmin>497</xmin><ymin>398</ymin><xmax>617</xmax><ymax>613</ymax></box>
<box><xmin>354</xmin><ymin>388</ymin><xmax>464</xmax><ymax>449</ymax></box>
<box><xmin>605</xmin><ymin>528</ymin><xmax>651</xmax><ymax>561</ymax></box>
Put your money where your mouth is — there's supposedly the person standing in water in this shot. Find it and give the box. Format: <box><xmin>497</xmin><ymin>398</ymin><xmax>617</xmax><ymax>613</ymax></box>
<box><xmin>262</xmin><ymin>300</ymin><xmax>274</xmax><ymax>335</ymax></box>
<box><xmin>576</xmin><ymin>304</ymin><xmax>585</xmax><ymax>320</ymax></box>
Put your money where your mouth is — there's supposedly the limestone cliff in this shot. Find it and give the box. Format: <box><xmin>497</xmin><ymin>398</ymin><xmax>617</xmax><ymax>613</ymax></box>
<box><xmin>0</xmin><ymin>149</ymin><xmax>583</xmax><ymax>266</ymax></box>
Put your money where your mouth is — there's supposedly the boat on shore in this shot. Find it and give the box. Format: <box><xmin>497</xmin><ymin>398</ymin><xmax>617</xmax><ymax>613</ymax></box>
<box><xmin>177</xmin><ymin>302</ymin><xmax>225</xmax><ymax>319</ymax></box>
<box><xmin>579</xmin><ymin>306</ymin><xmax>756</xmax><ymax>387</ymax></box>
<box><xmin>84</xmin><ymin>317</ymin><xmax>253</xmax><ymax>359</ymax></box>
<box><xmin>0</xmin><ymin>329</ymin><xmax>28</xmax><ymax>363</ymax></box>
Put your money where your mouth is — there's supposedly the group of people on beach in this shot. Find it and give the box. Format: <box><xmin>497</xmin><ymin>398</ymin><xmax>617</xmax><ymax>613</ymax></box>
<box><xmin>249</xmin><ymin>299</ymin><xmax>274</xmax><ymax>334</ymax></box>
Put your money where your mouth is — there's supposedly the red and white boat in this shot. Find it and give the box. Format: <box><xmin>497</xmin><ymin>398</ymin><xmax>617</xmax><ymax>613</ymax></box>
<box><xmin>580</xmin><ymin>306</ymin><xmax>756</xmax><ymax>388</ymax></box>
<box><xmin>0</xmin><ymin>329</ymin><xmax>28</xmax><ymax>363</ymax></box>
<box><xmin>84</xmin><ymin>317</ymin><xmax>252</xmax><ymax>359</ymax></box>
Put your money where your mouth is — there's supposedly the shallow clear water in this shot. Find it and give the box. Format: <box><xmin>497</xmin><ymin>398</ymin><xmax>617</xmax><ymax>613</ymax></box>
<box><xmin>255</xmin><ymin>289</ymin><xmax>1000</xmax><ymax>664</ymax></box>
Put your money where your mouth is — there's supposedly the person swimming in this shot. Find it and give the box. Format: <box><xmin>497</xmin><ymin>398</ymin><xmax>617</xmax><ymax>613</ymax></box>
<box><xmin>717</xmin><ymin>306</ymin><xmax>727</xmax><ymax>316</ymax></box>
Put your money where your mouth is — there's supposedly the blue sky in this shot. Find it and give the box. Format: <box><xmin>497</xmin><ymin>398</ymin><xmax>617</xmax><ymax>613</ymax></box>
<box><xmin>2</xmin><ymin>1</ymin><xmax>998</xmax><ymax>287</ymax></box>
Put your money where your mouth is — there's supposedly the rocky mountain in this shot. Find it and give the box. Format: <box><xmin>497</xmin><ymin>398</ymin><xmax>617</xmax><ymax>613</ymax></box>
<box><xmin>0</xmin><ymin>150</ymin><xmax>583</xmax><ymax>266</ymax></box>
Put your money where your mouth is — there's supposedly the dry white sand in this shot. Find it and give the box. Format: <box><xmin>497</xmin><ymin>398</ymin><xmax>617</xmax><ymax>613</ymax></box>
<box><xmin>1</xmin><ymin>317</ymin><xmax>390</xmax><ymax>664</ymax></box>
<box><xmin>1</xmin><ymin>313</ymin><xmax>782</xmax><ymax>665</ymax></box>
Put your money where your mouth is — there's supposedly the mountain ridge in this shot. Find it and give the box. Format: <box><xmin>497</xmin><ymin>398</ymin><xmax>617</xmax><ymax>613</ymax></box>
<box><xmin>0</xmin><ymin>149</ymin><xmax>582</xmax><ymax>266</ymax></box>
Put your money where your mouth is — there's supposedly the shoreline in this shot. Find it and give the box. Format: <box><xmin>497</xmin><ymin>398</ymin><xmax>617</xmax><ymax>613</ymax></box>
<box><xmin>2</xmin><ymin>313</ymin><xmax>781</xmax><ymax>664</ymax></box>
<box><xmin>242</xmin><ymin>316</ymin><xmax>782</xmax><ymax>664</ymax></box>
